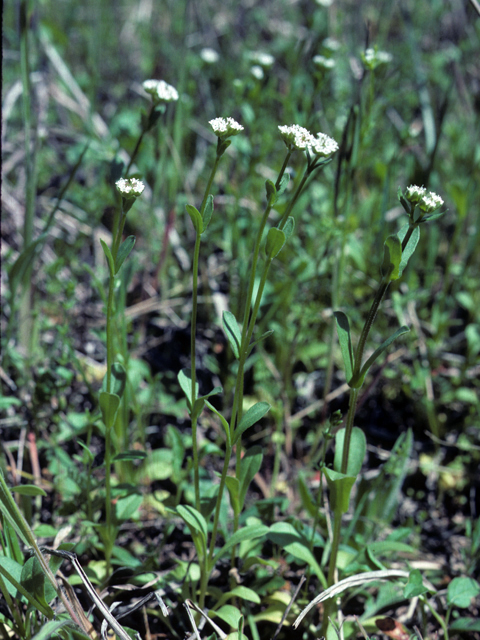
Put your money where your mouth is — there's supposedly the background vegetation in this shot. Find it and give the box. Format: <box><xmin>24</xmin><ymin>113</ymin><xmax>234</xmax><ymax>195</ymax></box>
<box><xmin>1</xmin><ymin>1</ymin><xmax>480</xmax><ymax>639</ymax></box>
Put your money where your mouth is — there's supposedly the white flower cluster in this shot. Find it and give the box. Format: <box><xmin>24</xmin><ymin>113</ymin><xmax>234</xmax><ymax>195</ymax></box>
<box><xmin>405</xmin><ymin>185</ymin><xmax>443</xmax><ymax>213</ymax></box>
<box><xmin>116</xmin><ymin>178</ymin><xmax>145</xmax><ymax>198</ymax></box>
<box><xmin>278</xmin><ymin>124</ymin><xmax>339</xmax><ymax>157</ymax></box>
<box><xmin>313</xmin><ymin>55</ymin><xmax>336</xmax><ymax>70</ymax></box>
<box><xmin>209</xmin><ymin>117</ymin><xmax>244</xmax><ymax>137</ymax></box>
<box><xmin>200</xmin><ymin>48</ymin><xmax>220</xmax><ymax>64</ymax></box>
<box><xmin>363</xmin><ymin>48</ymin><xmax>393</xmax><ymax>69</ymax></box>
<box><xmin>248</xmin><ymin>51</ymin><xmax>275</xmax><ymax>68</ymax></box>
<box><xmin>143</xmin><ymin>79</ymin><xmax>179</xmax><ymax>104</ymax></box>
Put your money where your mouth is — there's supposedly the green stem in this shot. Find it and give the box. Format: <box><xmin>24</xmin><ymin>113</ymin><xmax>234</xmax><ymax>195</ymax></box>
<box><xmin>207</xmin><ymin>443</ymin><xmax>232</xmax><ymax>564</ymax></box>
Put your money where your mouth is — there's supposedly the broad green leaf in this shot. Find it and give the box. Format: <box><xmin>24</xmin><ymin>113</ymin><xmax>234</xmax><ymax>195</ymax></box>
<box><xmin>214</xmin><ymin>524</ymin><xmax>268</xmax><ymax>564</ymax></box>
<box><xmin>323</xmin><ymin>468</ymin><xmax>356</xmax><ymax>515</ymax></box>
<box><xmin>99</xmin><ymin>391</ymin><xmax>120</xmax><ymax>429</ymax></box>
<box><xmin>396</xmin><ymin>224</ymin><xmax>419</xmax><ymax>278</ymax></box>
<box><xmin>334</xmin><ymin>311</ymin><xmax>354</xmax><ymax>383</ymax></box>
<box><xmin>354</xmin><ymin>326</ymin><xmax>410</xmax><ymax>387</ymax></box>
<box><xmin>202</xmin><ymin>195</ymin><xmax>214</xmax><ymax>232</ymax></box>
<box><xmin>213</xmin><ymin>605</ymin><xmax>243</xmax><ymax>629</ymax></box>
<box><xmin>0</xmin><ymin>556</ymin><xmax>22</xmax><ymax>598</ymax></box>
<box><xmin>334</xmin><ymin>427</ymin><xmax>366</xmax><ymax>476</ymax></box>
<box><xmin>215</xmin><ymin>586</ymin><xmax>261</xmax><ymax>609</ymax></box>
<box><xmin>265</xmin><ymin>227</ymin><xmax>286</xmax><ymax>258</ymax></box>
<box><xmin>11</xmin><ymin>485</ymin><xmax>47</xmax><ymax>497</ymax></box>
<box><xmin>113</xmin><ymin>450</ymin><xmax>148</xmax><ymax>461</ymax></box>
<box><xmin>449</xmin><ymin>618</ymin><xmax>480</xmax><ymax>632</ymax></box>
<box><xmin>238</xmin><ymin>446</ymin><xmax>263</xmax><ymax>508</ymax></box>
<box><xmin>185</xmin><ymin>204</ymin><xmax>202</xmax><ymax>234</ymax></box>
<box><xmin>20</xmin><ymin>556</ymin><xmax>54</xmax><ymax>614</ymax></box>
<box><xmin>0</xmin><ymin>559</ymin><xmax>53</xmax><ymax>617</ymax></box>
<box><xmin>100</xmin><ymin>239</ymin><xmax>115</xmax><ymax>275</ymax></box>
<box><xmin>267</xmin><ymin>522</ymin><xmax>326</xmax><ymax>587</ymax></box>
<box><xmin>233</xmin><ymin>402</ymin><xmax>271</xmax><ymax>445</ymax></box>
<box><xmin>223</xmin><ymin>311</ymin><xmax>242</xmax><ymax>359</ymax></box>
<box><xmin>178</xmin><ymin>368</ymin><xmax>198</xmax><ymax>409</ymax></box>
<box><xmin>114</xmin><ymin>235</ymin><xmax>136</xmax><ymax>274</ymax></box>
<box><xmin>381</xmin><ymin>234</ymin><xmax>402</xmax><ymax>280</ymax></box>
<box><xmin>116</xmin><ymin>493</ymin><xmax>143</xmax><ymax>521</ymax></box>
<box><xmin>403</xmin><ymin>569</ymin><xmax>429</xmax><ymax>598</ymax></box>
<box><xmin>282</xmin><ymin>216</ymin><xmax>295</xmax><ymax>240</ymax></box>
<box><xmin>447</xmin><ymin>577</ymin><xmax>480</xmax><ymax>608</ymax></box>
<box><xmin>176</xmin><ymin>505</ymin><xmax>208</xmax><ymax>544</ymax></box>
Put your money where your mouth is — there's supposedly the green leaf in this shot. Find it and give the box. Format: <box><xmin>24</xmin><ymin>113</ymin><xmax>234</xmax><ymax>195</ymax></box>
<box><xmin>282</xmin><ymin>216</ymin><xmax>295</xmax><ymax>240</ymax></box>
<box><xmin>354</xmin><ymin>325</ymin><xmax>410</xmax><ymax>387</ymax></box>
<box><xmin>277</xmin><ymin>173</ymin><xmax>290</xmax><ymax>197</ymax></box>
<box><xmin>202</xmin><ymin>194</ymin><xmax>214</xmax><ymax>232</ymax></box>
<box><xmin>323</xmin><ymin>468</ymin><xmax>356</xmax><ymax>515</ymax></box>
<box><xmin>114</xmin><ymin>235</ymin><xmax>136</xmax><ymax>274</ymax></box>
<box><xmin>238</xmin><ymin>446</ymin><xmax>263</xmax><ymax>508</ymax></box>
<box><xmin>176</xmin><ymin>505</ymin><xmax>208</xmax><ymax>545</ymax></box>
<box><xmin>99</xmin><ymin>391</ymin><xmax>120</xmax><ymax>429</ymax></box>
<box><xmin>223</xmin><ymin>311</ymin><xmax>242</xmax><ymax>359</ymax></box>
<box><xmin>0</xmin><ymin>556</ymin><xmax>23</xmax><ymax>598</ymax></box>
<box><xmin>205</xmin><ymin>401</ymin><xmax>231</xmax><ymax>448</ymax></box>
<box><xmin>334</xmin><ymin>311</ymin><xmax>354</xmax><ymax>383</ymax></box>
<box><xmin>267</xmin><ymin>522</ymin><xmax>326</xmax><ymax>586</ymax></box>
<box><xmin>8</xmin><ymin>233</ymin><xmax>49</xmax><ymax>303</ymax></box>
<box><xmin>396</xmin><ymin>224</ymin><xmax>419</xmax><ymax>278</ymax></box>
<box><xmin>192</xmin><ymin>386</ymin><xmax>222</xmax><ymax>421</ymax></box>
<box><xmin>213</xmin><ymin>605</ymin><xmax>243</xmax><ymax>629</ymax></box>
<box><xmin>265</xmin><ymin>179</ymin><xmax>277</xmax><ymax>203</ymax></box>
<box><xmin>265</xmin><ymin>227</ymin><xmax>286</xmax><ymax>258</ymax></box>
<box><xmin>381</xmin><ymin>234</ymin><xmax>402</xmax><ymax>280</ymax></box>
<box><xmin>225</xmin><ymin>476</ymin><xmax>241</xmax><ymax>517</ymax></box>
<box><xmin>447</xmin><ymin>577</ymin><xmax>480</xmax><ymax>608</ymax></box>
<box><xmin>449</xmin><ymin>618</ymin><xmax>480</xmax><ymax>632</ymax></box>
<box><xmin>101</xmin><ymin>363</ymin><xmax>127</xmax><ymax>399</ymax></box>
<box><xmin>20</xmin><ymin>556</ymin><xmax>54</xmax><ymax>614</ymax></box>
<box><xmin>233</xmin><ymin>402</ymin><xmax>270</xmax><ymax>445</ymax></box>
<box><xmin>113</xmin><ymin>450</ymin><xmax>148</xmax><ymax>461</ymax></box>
<box><xmin>11</xmin><ymin>485</ymin><xmax>47</xmax><ymax>497</ymax></box>
<box><xmin>403</xmin><ymin>569</ymin><xmax>430</xmax><ymax>598</ymax></box>
<box><xmin>116</xmin><ymin>493</ymin><xmax>143</xmax><ymax>521</ymax></box>
<box><xmin>76</xmin><ymin>439</ymin><xmax>95</xmax><ymax>464</ymax></box>
<box><xmin>186</xmin><ymin>204</ymin><xmax>202</xmax><ymax>234</ymax></box>
<box><xmin>247</xmin><ymin>329</ymin><xmax>274</xmax><ymax>355</ymax></box>
<box><xmin>30</xmin><ymin>619</ymin><xmax>90</xmax><ymax>640</ymax></box>
<box><xmin>214</xmin><ymin>524</ymin><xmax>269</xmax><ymax>564</ymax></box>
<box><xmin>334</xmin><ymin>427</ymin><xmax>366</xmax><ymax>476</ymax></box>
<box><xmin>178</xmin><ymin>368</ymin><xmax>198</xmax><ymax>409</ymax></box>
<box><xmin>100</xmin><ymin>239</ymin><xmax>115</xmax><ymax>275</ymax></box>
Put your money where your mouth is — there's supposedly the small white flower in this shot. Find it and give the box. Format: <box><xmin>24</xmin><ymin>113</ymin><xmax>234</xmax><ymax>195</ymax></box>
<box><xmin>209</xmin><ymin>117</ymin><xmax>244</xmax><ymax>137</ymax></box>
<box><xmin>308</xmin><ymin>132</ymin><xmax>339</xmax><ymax>158</ymax></box>
<box><xmin>142</xmin><ymin>79</ymin><xmax>179</xmax><ymax>104</ymax></box>
<box><xmin>315</xmin><ymin>0</ymin><xmax>334</xmax><ymax>6</ymax></box>
<box><xmin>322</xmin><ymin>37</ymin><xmax>341</xmax><ymax>52</ymax></box>
<box><xmin>363</xmin><ymin>48</ymin><xmax>392</xmax><ymax>70</ymax></box>
<box><xmin>405</xmin><ymin>185</ymin><xmax>427</xmax><ymax>203</ymax></box>
<box><xmin>248</xmin><ymin>51</ymin><xmax>275</xmax><ymax>68</ymax></box>
<box><xmin>278</xmin><ymin>124</ymin><xmax>314</xmax><ymax>150</ymax></box>
<box><xmin>313</xmin><ymin>55</ymin><xmax>336</xmax><ymax>70</ymax></box>
<box><xmin>116</xmin><ymin>178</ymin><xmax>145</xmax><ymax>198</ymax></box>
<box><xmin>419</xmin><ymin>191</ymin><xmax>444</xmax><ymax>213</ymax></box>
<box><xmin>200</xmin><ymin>48</ymin><xmax>220</xmax><ymax>64</ymax></box>
<box><xmin>251</xmin><ymin>65</ymin><xmax>264</xmax><ymax>80</ymax></box>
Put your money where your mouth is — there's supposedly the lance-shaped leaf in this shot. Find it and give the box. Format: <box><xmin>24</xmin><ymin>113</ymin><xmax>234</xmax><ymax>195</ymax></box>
<box><xmin>100</xmin><ymin>239</ymin><xmax>115</xmax><ymax>276</ymax></box>
<box><xmin>178</xmin><ymin>368</ymin><xmax>199</xmax><ymax>410</ymax></box>
<box><xmin>247</xmin><ymin>329</ymin><xmax>274</xmax><ymax>356</ymax></box>
<box><xmin>223</xmin><ymin>311</ymin><xmax>242</xmax><ymax>359</ymax></box>
<box><xmin>192</xmin><ymin>386</ymin><xmax>222</xmax><ymax>422</ymax></box>
<box><xmin>277</xmin><ymin>172</ymin><xmax>290</xmax><ymax>197</ymax></box>
<box><xmin>213</xmin><ymin>524</ymin><xmax>269</xmax><ymax>565</ymax></box>
<box><xmin>114</xmin><ymin>235</ymin><xmax>136</xmax><ymax>274</ymax></box>
<box><xmin>282</xmin><ymin>216</ymin><xmax>295</xmax><ymax>240</ymax></box>
<box><xmin>201</xmin><ymin>195</ymin><xmax>214</xmax><ymax>233</ymax></box>
<box><xmin>185</xmin><ymin>204</ymin><xmax>202</xmax><ymax>234</ymax></box>
<box><xmin>265</xmin><ymin>179</ymin><xmax>277</xmax><ymax>203</ymax></box>
<box><xmin>225</xmin><ymin>476</ymin><xmax>240</xmax><ymax>517</ymax></box>
<box><xmin>323</xmin><ymin>468</ymin><xmax>356</xmax><ymax>515</ymax></box>
<box><xmin>381</xmin><ymin>234</ymin><xmax>402</xmax><ymax>280</ymax></box>
<box><xmin>334</xmin><ymin>427</ymin><xmax>366</xmax><ymax>476</ymax></box>
<box><xmin>233</xmin><ymin>402</ymin><xmax>270</xmax><ymax>445</ymax></box>
<box><xmin>99</xmin><ymin>391</ymin><xmax>120</xmax><ymax>429</ymax></box>
<box><xmin>397</xmin><ymin>224</ymin><xmax>419</xmax><ymax>278</ymax></box>
<box><xmin>265</xmin><ymin>227</ymin><xmax>286</xmax><ymax>259</ymax></box>
<box><xmin>206</xmin><ymin>400</ymin><xmax>231</xmax><ymax>447</ymax></box>
<box><xmin>176</xmin><ymin>505</ymin><xmax>208</xmax><ymax>560</ymax></box>
<box><xmin>351</xmin><ymin>325</ymin><xmax>410</xmax><ymax>387</ymax></box>
<box><xmin>334</xmin><ymin>311</ymin><xmax>354</xmax><ymax>384</ymax></box>
<box><xmin>238</xmin><ymin>446</ymin><xmax>263</xmax><ymax>509</ymax></box>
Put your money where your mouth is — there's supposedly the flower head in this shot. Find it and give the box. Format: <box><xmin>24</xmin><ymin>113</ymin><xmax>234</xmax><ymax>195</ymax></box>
<box><xmin>248</xmin><ymin>51</ymin><xmax>275</xmax><ymax>68</ymax></box>
<box><xmin>362</xmin><ymin>47</ymin><xmax>393</xmax><ymax>71</ymax></box>
<box><xmin>313</xmin><ymin>55</ymin><xmax>336</xmax><ymax>70</ymax></box>
<box><xmin>308</xmin><ymin>132</ymin><xmax>339</xmax><ymax>158</ymax></box>
<box><xmin>251</xmin><ymin>65</ymin><xmax>264</xmax><ymax>80</ymax></box>
<box><xmin>200</xmin><ymin>48</ymin><xmax>220</xmax><ymax>64</ymax></box>
<box><xmin>278</xmin><ymin>125</ymin><xmax>314</xmax><ymax>150</ymax></box>
<box><xmin>116</xmin><ymin>178</ymin><xmax>145</xmax><ymax>198</ymax></box>
<box><xmin>143</xmin><ymin>79</ymin><xmax>179</xmax><ymax>104</ymax></box>
<box><xmin>419</xmin><ymin>190</ymin><xmax>444</xmax><ymax>213</ymax></box>
<box><xmin>209</xmin><ymin>117</ymin><xmax>244</xmax><ymax>138</ymax></box>
<box><xmin>404</xmin><ymin>184</ymin><xmax>427</xmax><ymax>204</ymax></box>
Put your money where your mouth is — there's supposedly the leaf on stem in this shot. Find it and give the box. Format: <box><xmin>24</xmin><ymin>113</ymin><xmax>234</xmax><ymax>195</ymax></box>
<box><xmin>233</xmin><ymin>402</ymin><xmax>271</xmax><ymax>445</ymax></box>
<box><xmin>277</xmin><ymin>173</ymin><xmax>290</xmax><ymax>197</ymax></box>
<box><xmin>178</xmin><ymin>368</ymin><xmax>198</xmax><ymax>410</ymax></box>
<box><xmin>99</xmin><ymin>391</ymin><xmax>120</xmax><ymax>429</ymax></box>
<box><xmin>334</xmin><ymin>311</ymin><xmax>354</xmax><ymax>383</ymax></box>
<box><xmin>238</xmin><ymin>446</ymin><xmax>263</xmax><ymax>509</ymax></box>
<box><xmin>334</xmin><ymin>426</ymin><xmax>366</xmax><ymax>476</ymax></box>
<box><xmin>247</xmin><ymin>329</ymin><xmax>274</xmax><ymax>356</ymax></box>
<box><xmin>265</xmin><ymin>179</ymin><xmax>277</xmax><ymax>203</ymax></box>
<box><xmin>223</xmin><ymin>311</ymin><xmax>242</xmax><ymax>359</ymax></box>
<box><xmin>176</xmin><ymin>505</ymin><xmax>208</xmax><ymax>560</ymax></box>
<box><xmin>101</xmin><ymin>363</ymin><xmax>127</xmax><ymax>399</ymax></box>
<box><xmin>205</xmin><ymin>400</ymin><xmax>231</xmax><ymax>447</ymax></box>
<box><xmin>381</xmin><ymin>235</ymin><xmax>402</xmax><ymax>280</ymax></box>
<box><xmin>114</xmin><ymin>235</ymin><xmax>136</xmax><ymax>274</ymax></box>
<box><xmin>202</xmin><ymin>195</ymin><xmax>214</xmax><ymax>233</ymax></box>
<box><xmin>282</xmin><ymin>216</ymin><xmax>295</xmax><ymax>240</ymax></box>
<box><xmin>213</xmin><ymin>524</ymin><xmax>269</xmax><ymax>564</ymax></box>
<box><xmin>323</xmin><ymin>467</ymin><xmax>356</xmax><ymax>515</ymax></box>
<box><xmin>100</xmin><ymin>239</ymin><xmax>115</xmax><ymax>276</ymax></box>
<box><xmin>265</xmin><ymin>227</ymin><xmax>286</xmax><ymax>258</ymax></box>
<box><xmin>396</xmin><ymin>224</ymin><xmax>419</xmax><ymax>278</ymax></box>
<box><xmin>355</xmin><ymin>325</ymin><xmax>410</xmax><ymax>386</ymax></box>
<box><xmin>185</xmin><ymin>204</ymin><xmax>203</xmax><ymax>234</ymax></box>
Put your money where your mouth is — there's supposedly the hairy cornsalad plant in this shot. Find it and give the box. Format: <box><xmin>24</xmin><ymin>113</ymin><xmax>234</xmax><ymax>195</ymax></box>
<box><xmin>2</xmin><ymin>1</ymin><xmax>480</xmax><ymax>639</ymax></box>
